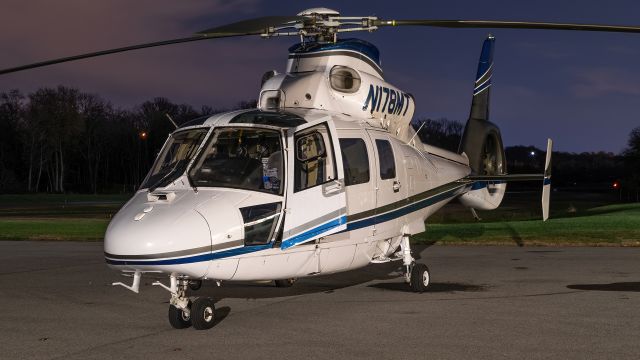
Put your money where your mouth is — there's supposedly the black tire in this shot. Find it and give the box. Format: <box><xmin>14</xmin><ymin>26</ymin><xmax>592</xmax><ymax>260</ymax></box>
<box><xmin>410</xmin><ymin>263</ymin><xmax>430</xmax><ymax>293</ymax></box>
<box><xmin>274</xmin><ymin>278</ymin><xmax>296</xmax><ymax>288</ymax></box>
<box><xmin>168</xmin><ymin>305</ymin><xmax>191</xmax><ymax>329</ymax></box>
<box><xmin>191</xmin><ymin>297</ymin><xmax>216</xmax><ymax>330</ymax></box>
<box><xmin>189</xmin><ymin>280</ymin><xmax>203</xmax><ymax>291</ymax></box>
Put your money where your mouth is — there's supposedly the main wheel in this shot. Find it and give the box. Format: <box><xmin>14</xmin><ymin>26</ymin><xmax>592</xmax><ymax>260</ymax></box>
<box><xmin>410</xmin><ymin>263</ymin><xmax>430</xmax><ymax>293</ymax></box>
<box><xmin>168</xmin><ymin>305</ymin><xmax>191</xmax><ymax>329</ymax></box>
<box><xmin>274</xmin><ymin>278</ymin><xmax>296</xmax><ymax>288</ymax></box>
<box><xmin>191</xmin><ymin>297</ymin><xmax>216</xmax><ymax>330</ymax></box>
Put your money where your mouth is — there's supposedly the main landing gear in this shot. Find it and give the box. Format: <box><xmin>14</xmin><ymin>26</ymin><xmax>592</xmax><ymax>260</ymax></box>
<box><xmin>155</xmin><ymin>276</ymin><xmax>216</xmax><ymax>330</ymax></box>
<box><xmin>400</xmin><ymin>235</ymin><xmax>431</xmax><ymax>293</ymax></box>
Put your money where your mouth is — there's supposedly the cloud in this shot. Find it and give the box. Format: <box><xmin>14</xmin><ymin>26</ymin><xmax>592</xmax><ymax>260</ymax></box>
<box><xmin>1</xmin><ymin>1</ymin><xmax>285</xmax><ymax>108</ymax></box>
<box><xmin>513</xmin><ymin>41</ymin><xmax>577</xmax><ymax>60</ymax></box>
<box><xmin>0</xmin><ymin>1</ymin><xmax>262</xmax><ymax>62</ymax></box>
<box><xmin>570</xmin><ymin>67</ymin><xmax>640</xmax><ymax>98</ymax></box>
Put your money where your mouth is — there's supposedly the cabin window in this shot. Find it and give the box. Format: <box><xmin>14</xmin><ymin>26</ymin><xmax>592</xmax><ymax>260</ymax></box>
<box><xmin>294</xmin><ymin>124</ymin><xmax>336</xmax><ymax>192</ymax></box>
<box><xmin>339</xmin><ymin>138</ymin><xmax>370</xmax><ymax>186</ymax></box>
<box><xmin>329</xmin><ymin>66</ymin><xmax>361</xmax><ymax>94</ymax></box>
<box><xmin>375</xmin><ymin>139</ymin><xmax>396</xmax><ymax>180</ymax></box>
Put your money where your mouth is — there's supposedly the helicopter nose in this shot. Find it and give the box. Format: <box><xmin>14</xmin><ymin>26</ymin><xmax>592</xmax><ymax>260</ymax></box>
<box><xmin>104</xmin><ymin>192</ymin><xmax>212</xmax><ymax>275</ymax></box>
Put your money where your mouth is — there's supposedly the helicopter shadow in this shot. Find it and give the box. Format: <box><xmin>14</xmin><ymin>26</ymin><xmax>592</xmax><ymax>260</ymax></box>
<box><xmin>194</xmin><ymin>244</ymin><xmax>433</xmax><ymax>301</ymax></box>
<box><xmin>188</xmin><ymin>261</ymin><xmax>404</xmax><ymax>326</ymax></box>
<box><xmin>368</xmin><ymin>281</ymin><xmax>486</xmax><ymax>293</ymax></box>
<box><xmin>195</xmin><ymin>261</ymin><xmax>402</xmax><ymax>302</ymax></box>
<box><xmin>566</xmin><ymin>282</ymin><xmax>640</xmax><ymax>292</ymax></box>
<box><xmin>188</xmin><ymin>245</ymin><xmax>483</xmax><ymax>326</ymax></box>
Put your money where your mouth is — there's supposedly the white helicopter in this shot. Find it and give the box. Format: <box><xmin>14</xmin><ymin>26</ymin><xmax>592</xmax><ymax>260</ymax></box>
<box><xmin>3</xmin><ymin>8</ymin><xmax>640</xmax><ymax>330</ymax></box>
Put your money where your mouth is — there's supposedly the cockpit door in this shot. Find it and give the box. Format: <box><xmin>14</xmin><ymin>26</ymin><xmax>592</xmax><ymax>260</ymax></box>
<box><xmin>281</xmin><ymin>120</ymin><xmax>347</xmax><ymax>249</ymax></box>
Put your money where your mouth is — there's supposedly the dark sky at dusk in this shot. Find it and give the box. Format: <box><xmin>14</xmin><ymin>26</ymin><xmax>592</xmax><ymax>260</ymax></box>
<box><xmin>2</xmin><ymin>0</ymin><xmax>640</xmax><ymax>153</ymax></box>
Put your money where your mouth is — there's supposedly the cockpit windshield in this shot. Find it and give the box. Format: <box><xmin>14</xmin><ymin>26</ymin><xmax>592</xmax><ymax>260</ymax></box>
<box><xmin>141</xmin><ymin>129</ymin><xmax>208</xmax><ymax>190</ymax></box>
<box><xmin>188</xmin><ymin>127</ymin><xmax>284</xmax><ymax>195</ymax></box>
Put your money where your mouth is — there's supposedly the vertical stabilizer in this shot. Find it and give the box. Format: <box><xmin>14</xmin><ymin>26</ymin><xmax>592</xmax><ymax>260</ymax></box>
<box><xmin>470</xmin><ymin>35</ymin><xmax>495</xmax><ymax>122</ymax></box>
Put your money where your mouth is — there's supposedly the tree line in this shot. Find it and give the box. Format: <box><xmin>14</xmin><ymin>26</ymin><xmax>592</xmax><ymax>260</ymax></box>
<box><xmin>0</xmin><ymin>86</ymin><xmax>637</xmax><ymax>196</ymax></box>
<box><xmin>412</xmin><ymin>117</ymin><xmax>640</xmax><ymax>197</ymax></box>
<box><xmin>0</xmin><ymin>86</ymin><xmax>253</xmax><ymax>194</ymax></box>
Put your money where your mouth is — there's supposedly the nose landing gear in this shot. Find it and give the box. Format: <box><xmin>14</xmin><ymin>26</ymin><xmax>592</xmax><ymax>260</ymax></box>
<box><xmin>155</xmin><ymin>276</ymin><xmax>216</xmax><ymax>330</ymax></box>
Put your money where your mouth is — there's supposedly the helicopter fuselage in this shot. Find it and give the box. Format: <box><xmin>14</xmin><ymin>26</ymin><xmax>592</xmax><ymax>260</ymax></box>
<box><xmin>104</xmin><ymin>108</ymin><xmax>472</xmax><ymax>281</ymax></box>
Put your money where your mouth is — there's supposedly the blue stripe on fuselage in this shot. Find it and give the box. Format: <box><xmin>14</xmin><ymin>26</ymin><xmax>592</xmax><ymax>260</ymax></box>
<box><xmin>281</xmin><ymin>215</ymin><xmax>347</xmax><ymax>250</ymax></box>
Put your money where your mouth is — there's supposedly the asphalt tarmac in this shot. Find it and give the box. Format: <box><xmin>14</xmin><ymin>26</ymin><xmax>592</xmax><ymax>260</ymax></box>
<box><xmin>1</xmin><ymin>241</ymin><xmax>639</xmax><ymax>360</ymax></box>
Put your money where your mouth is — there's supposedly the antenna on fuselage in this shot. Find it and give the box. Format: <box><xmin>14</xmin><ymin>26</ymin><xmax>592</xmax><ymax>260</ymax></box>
<box><xmin>165</xmin><ymin>113</ymin><xmax>179</xmax><ymax>129</ymax></box>
<box><xmin>408</xmin><ymin>121</ymin><xmax>427</xmax><ymax>146</ymax></box>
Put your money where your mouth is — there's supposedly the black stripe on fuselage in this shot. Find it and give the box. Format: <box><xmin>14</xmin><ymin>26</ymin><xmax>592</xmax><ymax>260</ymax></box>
<box><xmin>347</xmin><ymin>179</ymin><xmax>473</xmax><ymax>223</ymax></box>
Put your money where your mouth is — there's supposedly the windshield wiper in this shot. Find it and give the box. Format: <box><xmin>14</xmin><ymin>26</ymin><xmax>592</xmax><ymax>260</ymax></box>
<box><xmin>148</xmin><ymin>160</ymin><xmax>186</xmax><ymax>192</ymax></box>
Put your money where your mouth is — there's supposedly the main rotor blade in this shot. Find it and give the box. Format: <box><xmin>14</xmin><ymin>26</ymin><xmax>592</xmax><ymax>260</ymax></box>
<box><xmin>374</xmin><ymin>19</ymin><xmax>640</xmax><ymax>34</ymax></box>
<box><xmin>197</xmin><ymin>15</ymin><xmax>302</xmax><ymax>36</ymax></box>
<box><xmin>0</xmin><ymin>15</ymin><xmax>302</xmax><ymax>76</ymax></box>
<box><xmin>0</xmin><ymin>35</ymin><xmax>213</xmax><ymax>75</ymax></box>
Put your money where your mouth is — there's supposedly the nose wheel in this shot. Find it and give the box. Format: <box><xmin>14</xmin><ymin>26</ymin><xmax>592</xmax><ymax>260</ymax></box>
<box><xmin>168</xmin><ymin>297</ymin><xmax>216</xmax><ymax>330</ymax></box>
<box><xmin>190</xmin><ymin>297</ymin><xmax>216</xmax><ymax>330</ymax></box>
<box><xmin>168</xmin><ymin>304</ymin><xmax>191</xmax><ymax>329</ymax></box>
<box><xmin>162</xmin><ymin>277</ymin><xmax>216</xmax><ymax>330</ymax></box>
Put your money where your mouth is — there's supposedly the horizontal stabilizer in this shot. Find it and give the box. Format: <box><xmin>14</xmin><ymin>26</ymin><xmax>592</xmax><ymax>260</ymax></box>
<box><xmin>464</xmin><ymin>138</ymin><xmax>553</xmax><ymax>221</ymax></box>
<box><xmin>466</xmin><ymin>174</ymin><xmax>543</xmax><ymax>182</ymax></box>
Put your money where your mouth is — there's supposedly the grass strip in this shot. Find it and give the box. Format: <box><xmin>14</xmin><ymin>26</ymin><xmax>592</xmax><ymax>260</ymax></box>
<box><xmin>415</xmin><ymin>203</ymin><xmax>640</xmax><ymax>246</ymax></box>
<box><xmin>0</xmin><ymin>218</ymin><xmax>109</xmax><ymax>241</ymax></box>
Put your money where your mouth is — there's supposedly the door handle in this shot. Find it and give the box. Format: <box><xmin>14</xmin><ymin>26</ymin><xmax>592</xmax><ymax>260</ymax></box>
<box><xmin>322</xmin><ymin>179</ymin><xmax>344</xmax><ymax>196</ymax></box>
<box><xmin>393</xmin><ymin>181</ymin><xmax>401</xmax><ymax>193</ymax></box>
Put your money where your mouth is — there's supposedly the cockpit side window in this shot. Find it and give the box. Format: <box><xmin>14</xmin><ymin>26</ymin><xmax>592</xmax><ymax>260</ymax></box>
<box><xmin>294</xmin><ymin>124</ymin><xmax>336</xmax><ymax>192</ymax></box>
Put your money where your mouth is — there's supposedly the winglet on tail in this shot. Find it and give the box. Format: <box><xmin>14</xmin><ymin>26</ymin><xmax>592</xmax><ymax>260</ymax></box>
<box><xmin>542</xmin><ymin>139</ymin><xmax>553</xmax><ymax>221</ymax></box>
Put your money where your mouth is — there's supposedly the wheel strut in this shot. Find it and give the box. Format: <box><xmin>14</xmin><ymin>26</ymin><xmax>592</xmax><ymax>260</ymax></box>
<box><xmin>399</xmin><ymin>234</ymin><xmax>431</xmax><ymax>292</ymax></box>
<box><xmin>400</xmin><ymin>235</ymin><xmax>414</xmax><ymax>284</ymax></box>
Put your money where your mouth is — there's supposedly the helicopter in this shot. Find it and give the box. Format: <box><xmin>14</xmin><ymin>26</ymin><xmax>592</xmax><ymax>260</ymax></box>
<box><xmin>3</xmin><ymin>7</ymin><xmax>640</xmax><ymax>330</ymax></box>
